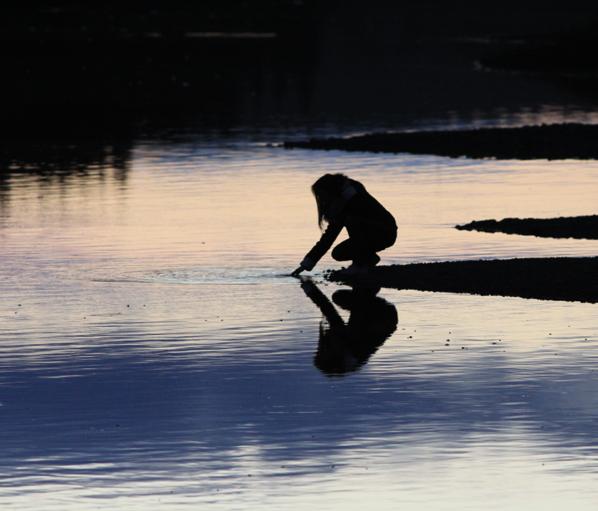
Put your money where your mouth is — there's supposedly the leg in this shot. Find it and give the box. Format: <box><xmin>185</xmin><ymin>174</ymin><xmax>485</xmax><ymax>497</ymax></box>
<box><xmin>331</xmin><ymin>238</ymin><xmax>354</xmax><ymax>262</ymax></box>
<box><xmin>332</xmin><ymin>238</ymin><xmax>379</xmax><ymax>267</ymax></box>
<box><xmin>335</xmin><ymin>220</ymin><xmax>396</xmax><ymax>268</ymax></box>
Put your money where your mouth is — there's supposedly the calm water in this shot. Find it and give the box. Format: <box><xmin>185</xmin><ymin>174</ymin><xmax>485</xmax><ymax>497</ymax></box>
<box><xmin>1</xmin><ymin>118</ymin><xmax>598</xmax><ymax>509</ymax></box>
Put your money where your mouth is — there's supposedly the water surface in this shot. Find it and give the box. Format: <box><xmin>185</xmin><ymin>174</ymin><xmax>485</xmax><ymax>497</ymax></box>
<box><xmin>1</xmin><ymin>120</ymin><xmax>598</xmax><ymax>509</ymax></box>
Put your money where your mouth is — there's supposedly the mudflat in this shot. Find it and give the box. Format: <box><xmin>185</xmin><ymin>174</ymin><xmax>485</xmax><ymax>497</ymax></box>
<box><xmin>456</xmin><ymin>215</ymin><xmax>598</xmax><ymax>240</ymax></box>
<box><xmin>328</xmin><ymin>257</ymin><xmax>598</xmax><ymax>303</ymax></box>
<box><xmin>284</xmin><ymin>123</ymin><xmax>598</xmax><ymax>160</ymax></box>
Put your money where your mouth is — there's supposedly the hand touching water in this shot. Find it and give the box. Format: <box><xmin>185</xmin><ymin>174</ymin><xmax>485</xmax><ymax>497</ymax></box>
<box><xmin>291</xmin><ymin>265</ymin><xmax>306</xmax><ymax>277</ymax></box>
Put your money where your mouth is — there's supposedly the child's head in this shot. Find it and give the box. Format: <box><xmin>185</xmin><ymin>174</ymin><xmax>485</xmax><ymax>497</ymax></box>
<box><xmin>312</xmin><ymin>173</ymin><xmax>349</xmax><ymax>228</ymax></box>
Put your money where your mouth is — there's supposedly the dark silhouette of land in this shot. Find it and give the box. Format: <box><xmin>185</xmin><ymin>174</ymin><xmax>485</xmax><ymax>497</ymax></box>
<box><xmin>4</xmin><ymin>2</ymin><xmax>598</xmax><ymax>137</ymax></box>
<box><xmin>284</xmin><ymin>123</ymin><xmax>598</xmax><ymax>160</ymax></box>
<box><xmin>328</xmin><ymin>257</ymin><xmax>598</xmax><ymax>303</ymax></box>
<box><xmin>457</xmin><ymin>215</ymin><xmax>598</xmax><ymax>239</ymax></box>
<box><xmin>479</xmin><ymin>26</ymin><xmax>598</xmax><ymax>80</ymax></box>
<box><xmin>0</xmin><ymin>2</ymin><xmax>318</xmax><ymax>137</ymax></box>
<box><xmin>299</xmin><ymin>278</ymin><xmax>398</xmax><ymax>375</ymax></box>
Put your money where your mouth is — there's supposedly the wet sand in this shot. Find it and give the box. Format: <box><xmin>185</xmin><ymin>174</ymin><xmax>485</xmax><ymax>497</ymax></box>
<box><xmin>284</xmin><ymin>123</ymin><xmax>598</xmax><ymax>160</ymax></box>
<box><xmin>328</xmin><ymin>257</ymin><xmax>598</xmax><ymax>303</ymax></box>
<box><xmin>457</xmin><ymin>215</ymin><xmax>598</xmax><ymax>239</ymax></box>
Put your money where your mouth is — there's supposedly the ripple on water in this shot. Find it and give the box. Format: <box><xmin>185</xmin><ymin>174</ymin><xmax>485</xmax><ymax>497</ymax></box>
<box><xmin>2</xmin><ymin>121</ymin><xmax>598</xmax><ymax>510</ymax></box>
<box><xmin>92</xmin><ymin>267</ymin><xmax>295</xmax><ymax>285</ymax></box>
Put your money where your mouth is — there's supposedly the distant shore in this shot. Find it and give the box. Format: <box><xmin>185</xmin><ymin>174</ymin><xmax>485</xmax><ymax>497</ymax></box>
<box><xmin>284</xmin><ymin>123</ymin><xmax>598</xmax><ymax>160</ymax></box>
<box><xmin>456</xmin><ymin>215</ymin><xmax>598</xmax><ymax>240</ymax></box>
<box><xmin>327</xmin><ymin>257</ymin><xmax>598</xmax><ymax>303</ymax></box>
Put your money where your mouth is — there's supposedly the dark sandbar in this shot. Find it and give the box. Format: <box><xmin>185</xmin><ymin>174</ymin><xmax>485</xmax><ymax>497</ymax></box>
<box><xmin>456</xmin><ymin>215</ymin><xmax>598</xmax><ymax>240</ymax></box>
<box><xmin>284</xmin><ymin>123</ymin><xmax>598</xmax><ymax>160</ymax></box>
<box><xmin>328</xmin><ymin>257</ymin><xmax>598</xmax><ymax>303</ymax></box>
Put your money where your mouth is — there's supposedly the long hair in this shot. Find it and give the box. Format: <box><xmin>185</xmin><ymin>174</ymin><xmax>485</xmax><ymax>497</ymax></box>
<box><xmin>312</xmin><ymin>173</ymin><xmax>351</xmax><ymax>230</ymax></box>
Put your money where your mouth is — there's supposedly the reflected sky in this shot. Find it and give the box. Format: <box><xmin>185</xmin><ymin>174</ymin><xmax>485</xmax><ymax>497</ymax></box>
<box><xmin>1</xmin><ymin>281</ymin><xmax>598</xmax><ymax>509</ymax></box>
<box><xmin>1</xmin><ymin>119</ymin><xmax>598</xmax><ymax>509</ymax></box>
<box><xmin>3</xmin><ymin>128</ymin><xmax>598</xmax><ymax>274</ymax></box>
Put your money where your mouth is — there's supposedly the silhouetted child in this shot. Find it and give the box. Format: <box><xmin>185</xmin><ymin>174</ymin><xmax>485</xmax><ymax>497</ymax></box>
<box><xmin>292</xmin><ymin>173</ymin><xmax>397</xmax><ymax>276</ymax></box>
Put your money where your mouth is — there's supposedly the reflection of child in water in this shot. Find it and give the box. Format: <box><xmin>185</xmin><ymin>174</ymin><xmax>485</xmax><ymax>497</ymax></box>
<box><xmin>300</xmin><ymin>278</ymin><xmax>398</xmax><ymax>375</ymax></box>
<box><xmin>292</xmin><ymin>173</ymin><xmax>397</xmax><ymax>277</ymax></box>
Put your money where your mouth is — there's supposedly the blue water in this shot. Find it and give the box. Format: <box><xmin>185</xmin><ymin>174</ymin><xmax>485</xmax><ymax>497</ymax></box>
<box><xmin>1</xmin><ymin>116</ymin><xmax>598</xmax><ymax>509</ymax></box>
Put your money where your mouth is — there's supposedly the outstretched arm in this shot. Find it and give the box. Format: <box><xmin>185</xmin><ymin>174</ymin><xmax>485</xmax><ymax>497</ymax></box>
<box><xmin>295</xmin><ymin>221</ymin><xmax>343</xmax><ymax>273</ymax></box>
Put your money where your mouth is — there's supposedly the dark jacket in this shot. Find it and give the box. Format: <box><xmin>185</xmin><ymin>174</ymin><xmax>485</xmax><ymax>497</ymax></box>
<box><xmin>301</xmin><ymin>180</ymin><xmax>397</xmax><ymax>270</ymax></box>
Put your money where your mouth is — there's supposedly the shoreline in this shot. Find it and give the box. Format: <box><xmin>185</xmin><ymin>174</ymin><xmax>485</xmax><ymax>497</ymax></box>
<box><xmin>327</xmin><ymin>257</ymin><xmax>598</xmax><ymax>303</ymax></box>
<box><xmin>456</xmin><ymin>215</ymin><xmax>598</xmax><ymax>240</ymax></box>
<box><xmin>284</xmin><ymin>123</ymin><xmax>598</xmax><ymax>160</ymax></box>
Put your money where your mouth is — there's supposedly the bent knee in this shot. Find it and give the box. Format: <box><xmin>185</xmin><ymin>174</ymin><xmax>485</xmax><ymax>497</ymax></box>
<box><xmin>379</xmin><ymin>228</ymin><xmax>397</xmax><ymax>250</ymax></box>
<box><xmin>331</xmin><ymin>244</ymin><xmax>348</xmax><ymax>261</ymax></box>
